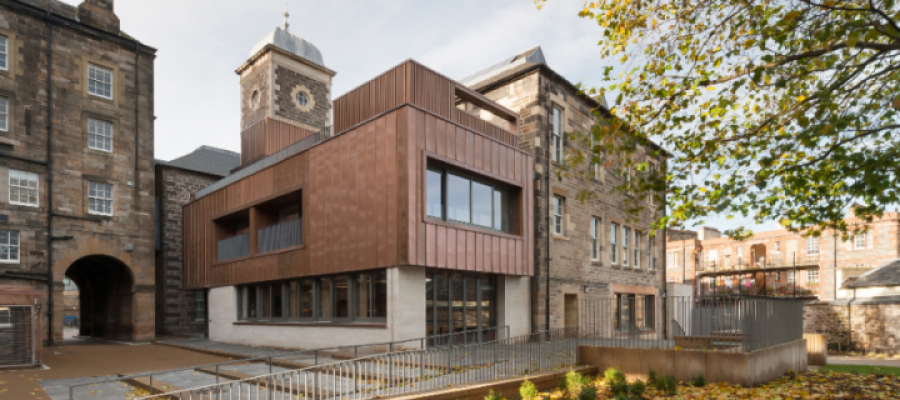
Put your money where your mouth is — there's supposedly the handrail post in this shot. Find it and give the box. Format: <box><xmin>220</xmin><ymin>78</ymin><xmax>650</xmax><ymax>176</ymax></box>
<box><xmin>149</xmin><ymin>375</ymin><xmax>153</xmax><ymax>396</ymax></box>
<box><xmin>269</xmin><ymin>355</ymin><xmax>273</xmax><ymax>374</ymax></box>
<box><xmin>216</xmin><ymin>364</ymin><xmax>219</xmax><ymax>384</ymax></box>
<box><xmin>314</xmin><ymin>349</ymin><xmax>318</xmax><ymax>365</ymax></box>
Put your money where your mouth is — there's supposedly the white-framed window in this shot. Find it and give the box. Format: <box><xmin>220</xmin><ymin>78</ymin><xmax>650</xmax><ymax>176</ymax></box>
<box><xmin>667</xmin><ymin>252</ymin><xmax>674</xmax><ymax>269</ymax></box>
<box><xmin>610</xmin><ymin>223</ymin><xmax>619</xmax><ymax>264</ymax></box>
<box><xmin>708</xmin><ymin>249</ymin><xmax>718</xmax><ymax>267</ymax></box>
<box><xmin>622</xmin><ymin>226</ymin><xmax>630</xmax><ymax>266</ymax></box>
<box><xmin>9</xmin><ymin>170</ymin><xmax>38</xmax><ymax>207</ymax></box>
<box><xmin>774</xmin><ymin>242</ymin><xmax>781</xmax><ymax>253</ymax></box>
<box><xmin>787</xmin><ymin>270</ymin><xmax>796</xmax><ymax>284</ymax></box>
<box><xmin>649</xmin><ymin>237</ymin><xmax>655</xmax><ymax>270</ymax></box>
<box><xmin>807</xmin><ymin>269</ymin><xmax>819</xmax><ymax>283</ymax></box>
<box><xmin>806</xmin><ymin>237</ymin><xmax>820</xmax><ymax>256</ymax></box>
<box><xmin>87</xmin><ymin>181</ymin><xmax>113</xmax><ymax>216</ymax></box>
<box><xmin>0</xmin><ymin>230</ymin><xmax>19</xmax><ymax>263</ymax></box>
<box><xmin>0</xmin><ymin>96</ymin><xmax>8</xmax><ymax>132</ymax></box>
<box><xmin>708</xmin><ymin>278</ymin><xmax>714</xmax><ymax>290</ymax></box>
<box><xmin>552</xmin><ymin>196</ymin><xmax>565</xmax><ymax>235</ymax></box>
<box><xmin>854</xmin><ymin>233</ymin><xmax>867</xmax><ymax>250</ymax></box>
<box><xmin>590</xmin><ymin>216</ymin><xmax>601</xmax><ymax>261</ymax></box>
<box><xmin>88</xmin><ymin>118</ymin><xmax>113</xmax><ymax>152</ymax></box>
<box><xmin>668</xmin><ymin>277</ymin><xmax>675</xmax><ymax>283</ymax></box>
<box><xmin>551</xmin><ymin>106</ymin><xmax>562</xmax><ymax>163</ymax></box>
<box><xmin>87</xmin><ymin>64</ymin><xmax>113</xmax><ymax>99</ymax></box>
<box><xmin>634</xmin><ymin>230</ymin><xmax>641</xmax><ymax>269</ymax></box>
<box><xmin>0</xmin><ymin>35</ymin><xmax>8</xmax><ymax>71</ymax></box>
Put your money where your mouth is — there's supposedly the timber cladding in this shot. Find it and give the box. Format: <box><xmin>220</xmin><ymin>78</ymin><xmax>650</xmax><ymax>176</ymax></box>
<box><xmin>184</xmin><ymin>60</ymin><xmax>534</xmax><ymax>289</ymax></box>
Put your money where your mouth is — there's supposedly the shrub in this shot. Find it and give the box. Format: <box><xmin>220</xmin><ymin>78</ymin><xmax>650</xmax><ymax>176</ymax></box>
<box><xmin>690</xmin><ymin>373</ymin><xmax>706</xmax><ymax>388</ymax></box>
<box><xmin>579</xmin><ymin>385</ymin><xmax>598</xmax><ymax>400</ymax></box>
<box><xmin>647</xmin><ymin>370</ymin><xmax>658</xmax><ymax>386</ymax></box>
<box><xmin>610</xmin><ymin>381</ymin><xmax>629</xmax><ymax>396</ymax></box>
<box><xmin>604</xmin><ymin>367</ymin><xmax>626</xmax><ymax>386</ymax></box>
<box><xmin>629</xmin><ymin>380</ymin><xmax>646</xmax><ymax>397</ymax></box>
<box><xmin>654</xmin><ymin>375</ymin><xmax>677</xmax><ymax>395</ymax></box>
<box><xmin>485</xmin><ymin>390</ymin><xmax>504</xmax><ymax>400</ymax></box>
<box><xmin>519</xmin><ymin>380</ymin><xmax>539</xmax><ymax>400</ymax></box>
<box><xmin>566</xmin><ymin>370</ymin><xmax>590</xmax><ymax>395</ymax></box>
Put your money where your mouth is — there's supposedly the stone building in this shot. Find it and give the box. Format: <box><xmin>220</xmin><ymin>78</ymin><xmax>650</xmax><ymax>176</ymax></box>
<box><xmin>0</xmin><ymin>0</ymin><xmax>156</xmax><ymax>350</ymax></box>
<box><xmin>154</xmin><ymin>146</ymin><xmax>240</xmax><ymax>337</ymax></box>
<box><xmin>666</xmin><ymin>212</ymin><xmax>900</xmax><ymax>301</ymax></box>
<box><xmin>461</xmin><ymin>46</ymin><xmax>667</xmax><ymax>330</ymax></box>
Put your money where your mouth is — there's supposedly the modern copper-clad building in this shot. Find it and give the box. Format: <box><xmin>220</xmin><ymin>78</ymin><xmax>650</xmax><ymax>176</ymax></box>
<box><xmin>183</xmin><ymin>24</ymin><xmax>533</xmax><ymax>348</ymax></box>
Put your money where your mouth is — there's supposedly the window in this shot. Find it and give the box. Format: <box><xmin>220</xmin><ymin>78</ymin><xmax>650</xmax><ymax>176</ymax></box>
<box><xmin>622</xmin><ymin>226</ymin><xmax>630</xmax><ymax>266</ymax></box>
<box><xmin>668</xmin><ymin>277</ymin><xmax>675</xmax><ymax>283</ymax></box>
<box><xmin>624</xmin><ymin>166</ymin><xmax>632</xmax><ymax>195</ymax></box>
<box><xmin>737</xmin><ymin>247</ymin><xmax>743</xmax><ymax>261</ymax></box>
<box><xmin>775</xmin><ymin>271</ymin><xmax>781</xmax><ymax>281</ymax></box>
<box><xmin>708</xmin><ymin>278</ymin><xmax>714</xmax><ymax>290</ymax></box>
<box><xmin>648</xmin><ymin>164</ymin><xmax>657</xmax><ymax>205</ymax></box>
<box><xmin>0</xmin><ymin>96</ymin><xmax>7</xmax><ymax>132</ymax></box>
<box><xmin>590</xmin><ymin>138</ymin><xmax>602</xmax><ymax>181</ymax></box>
<box><xmin>426</xmin><ymin>270</ymin><xmax>497</xmax><ymax>343</ymax></box>
<box><xmin>296</xmin><ymin>92</ymin><xmax>309</xmax><ymax>107</ymax></box>
<box><xmin>649</xmin><ymin>237</ymin><xmax>655</xmax><ymax>270</ymax></box>
<box><xmin>807</xmin><ymin>269</ymin><xmax>819</xmax><ymax>283</ymax></box>
<box><xmin>667</xmin><ymin>252</ymin><xmax>675</xmax><ymax>269</ymax></box>
<box><xmin>0</xmin><ymin>36</ymin><xmax>7</xmax><ymax>71</ymax></box>
<box><xmin>553</xmin><ymin>196</ymin><xmax>565</xmax><ymax>235</ymax></box>
<box><xmin>610</xmin><ymin>223</ymin><xmax>619</xmax><ymax>264</ymax></box>
<box><xmin>590</xmin><ymin>217</ymin><xmax>601</xmax><ymax>261</ymax></box>
<box><xmin>854</xmin><ymin>233</ymin><xmax>867</xmax><ymax>250</ymax></box>
<box><xmin>634</xmin><ymin>231</ymin><xmax>641</xmax><ymax>269</ymax></box>
<box><xmin>88</xmin><ymin>64</ymin><xmax>113</xmax><ymax>99</ymax></box>
<box><xmin>708</xmin><ymin>249</ymin><xmax>718</xmax><ymax>267</ymax></box>
<box><xmin>774</xmin><ymin>242</ymin><xmax>781</xmax><ymax>253</ymax></box>
<box><xmin>88</xmin><ymin>118</ymin><xmax>113</xmax><ymax>152</ymax></box>
<box><xmin>87</xmin><ymin>181</ymin><xmax>113</xmax><ymax>215</ymax></box>
<box><xmin>9</xmin><ymin>170</ymin><xmax>38</xmax><ymax>207</ymax></box>
<box><xmin>356</xmin><ymin>271</ymin><xmax>388</xmax><ymax>319</ymax></box>
<box><xmin>787</xmin><ymin>270</ymin><xmax>796</xmax><ymax>284</ymax></box>
<box><xmin>0</xmin><ymin>230</ymin><xmax>19</xmax><ymax>263</ymax></box>
<box><xmin>427</xmin><ymin>167</ymin><xmax>514</xmax><ymax>233</ymax></box>
<box><xmin>194</xmin><ymin>291</ymin><xmax>206</xmax><ymax>321</ymax></box>
<box><xmin>551</xmin><ymin>106</ymin><xmax>562</xmax><ymax>163</ymax></box>
<box><xmin>806</xmin><ymin>237</ymin><xmax>820</xmax><ymax>256</ymax></box>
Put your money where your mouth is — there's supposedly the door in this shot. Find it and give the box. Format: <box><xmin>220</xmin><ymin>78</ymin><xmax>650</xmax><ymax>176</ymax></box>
<box><xmin>564</xmin><ymin>294</ymin><xmax>579</xmax><ymax>329</ymax></box>
<box><xmin>0</xmin><ymin>306</ymin><xmax>34</xmax><ymax>367</ymax></box>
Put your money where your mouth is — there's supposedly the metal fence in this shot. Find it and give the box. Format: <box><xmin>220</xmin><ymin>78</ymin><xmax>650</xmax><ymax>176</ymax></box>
<box><xmin>68</xmin><ymin>326</ymin><xmax>510</xmax><ymax>400</ymax></box>
<box><xmin>0</xmin><ymin>305</ymin><xmax>35</xmax><ymax>368</ymax></box>
<box><xmin>131</xmin><ymin>328</ymin><xmax>580</xmax><ymax>400</ymax></box>
<box><xmin>580</xmin><ymin>295</ymin><xmax>803</xmax><ymax>353</ymax></box>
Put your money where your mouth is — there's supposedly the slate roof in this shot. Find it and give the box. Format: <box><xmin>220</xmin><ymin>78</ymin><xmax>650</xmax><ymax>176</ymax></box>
<box><xmin>843</xmin><ymin>257</ymin><xmax>900</xmax><ymax>288</ymax></box>
<box><xmin>156</xmin><ymin>146</ymin><xmax>241</xmax><ymax>177</ymax></box>
<box><xmin>250</xmin><ymin>26</ymin><xmax>326</xmax><ymax>68</ymax></box>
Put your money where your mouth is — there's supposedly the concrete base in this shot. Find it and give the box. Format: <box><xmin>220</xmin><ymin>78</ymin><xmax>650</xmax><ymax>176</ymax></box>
<box><xmin>578</xmin><ymin>339</ymin><xmax>808</xmax><ymax>387</ymax></box>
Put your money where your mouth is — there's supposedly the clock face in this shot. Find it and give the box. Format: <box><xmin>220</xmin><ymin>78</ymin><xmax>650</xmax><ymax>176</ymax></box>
<box><xmin>296</xmin><ymin>92</ymin><xmax>309</xmax><ymax>107</ymax></box>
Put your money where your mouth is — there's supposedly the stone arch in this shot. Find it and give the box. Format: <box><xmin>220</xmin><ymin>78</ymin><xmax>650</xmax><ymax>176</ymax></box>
<box><xmin>64</xmin><ymin>255</ymin><xmax>135</xmax><ymax>341</ymax></box>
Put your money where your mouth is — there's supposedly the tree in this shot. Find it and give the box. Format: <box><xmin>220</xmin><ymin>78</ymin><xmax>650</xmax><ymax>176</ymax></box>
<box><xmin>538</xmin><ymin>0</ymin><xmax>900</xmax><ymax>238</ymax></box>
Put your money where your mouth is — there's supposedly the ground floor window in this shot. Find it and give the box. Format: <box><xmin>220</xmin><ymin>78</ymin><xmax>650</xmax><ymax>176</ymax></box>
<box><xmin>194</xmin><ymin>291</ymin><xmax>207</xmax><ymax>321</ymax></box>
<box><xmin>426</xmin><ymin>269</ymin><xmax>497</xmax><ymax>344</ymax></box>
<box><xmin>614</xmin><ymin>293</ymin><xmax>655</xmax><ymax>332</ymax></box>
<box><xmin>237</xmin><ymin>269</ymin><xmax>387</xmax><ymax>323</ymax></box>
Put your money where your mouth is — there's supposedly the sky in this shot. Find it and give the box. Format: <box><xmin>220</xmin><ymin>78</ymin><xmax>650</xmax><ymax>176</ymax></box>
<box><xmin>57</xmin><ymin>0</ymin><xmax>780</xmax><ymax>233</ymax></box>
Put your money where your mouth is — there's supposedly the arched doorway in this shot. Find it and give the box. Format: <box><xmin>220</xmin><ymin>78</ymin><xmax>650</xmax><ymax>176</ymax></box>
<box><xmin>64</xmin><ymin>255</ymin><xmax>135</xmax><ymax>341</ymax></box>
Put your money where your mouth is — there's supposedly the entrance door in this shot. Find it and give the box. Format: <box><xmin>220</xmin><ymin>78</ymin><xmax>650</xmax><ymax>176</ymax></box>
<box><xmin>564</xmin><ymin>294</ymin><xmax>578</xmax><ymax>329</ymax></box>
<box><xmin>0</xmin><ymin>306</ymin><xmax>34</xmax><ymax>367</ymax></box>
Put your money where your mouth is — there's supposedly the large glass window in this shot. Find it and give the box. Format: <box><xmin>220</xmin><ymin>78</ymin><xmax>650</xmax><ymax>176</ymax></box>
<box><xmin>194</xmin><ymin>291</ymin><xmax>207</xmax><ymax>321</ymax></box>
<box><xmin>427</xmin><ymin>166</ymin><xmax>515</xmax><ymax>233</ymax></box>
<box><xmin>426</xmin><ymin>270</ymin><xmax>497</xmax><ymax>344</ymax></box>
<box><xmin>237</xmin><ymin>270</ymin><xmax>388</xmax><ymax>323</ymax></box>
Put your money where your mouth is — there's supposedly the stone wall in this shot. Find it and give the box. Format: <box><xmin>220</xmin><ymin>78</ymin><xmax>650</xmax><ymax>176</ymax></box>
<box><xmin>0</xmin><ymin>0</ymin><xmax>156</xmax><ymax>343</ymax></box>
<box><xmin>155</xmin><ymin>166</ymin><xmax>219</xmax><ymax>337</ymax></box>
<box><xmin>274</xmin><ymin>65</ymin><xmax>330</xmax><ymax>130</ymax></box>
<box><xmin>804</xmin><ymin>302</ymin><xmax>900</xmax><ymax>352</ymax></box>
<box><xmin>476</xmin><ymin>68</ymin><xmax>666</xmax><ymax>330</ymax></box>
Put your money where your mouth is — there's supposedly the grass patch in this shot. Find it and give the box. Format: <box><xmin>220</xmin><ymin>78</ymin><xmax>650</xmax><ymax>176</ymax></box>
<box><xmin>819</xmin><ymin>364</ymin><xmax>900</xmax><ymax>376</ymax></box>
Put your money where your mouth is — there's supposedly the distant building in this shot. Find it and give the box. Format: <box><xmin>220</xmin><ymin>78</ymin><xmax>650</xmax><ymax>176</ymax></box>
<box><xmin>0</xmin><ymin>0</ymin><xmax>156</xmax><ymax>358</ymax></box>
<box><xmin>665</xmin><ymin>213</ymin><xmax>900</xmax><ymax>301</ymax></box>
<box><xmin>154</xmin><ymin>146</ymin><xmax>240</xmax><ymax>337</ymax></box>
<box><xmin>461</xmin><ymin>46</ymin><xmax>667</xmax><ymax>330</ymax></box>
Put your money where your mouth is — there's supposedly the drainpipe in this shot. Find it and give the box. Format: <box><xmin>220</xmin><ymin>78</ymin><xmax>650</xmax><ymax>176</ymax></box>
<box><xmin>544</xmin><ymin>99</ymin><xmax>551</xmax><ymax>333</ymax></box>
<box><xmin>44</xmin><ymin>0</ymin><xmax>55</xmax><ymax>347</ymax></box>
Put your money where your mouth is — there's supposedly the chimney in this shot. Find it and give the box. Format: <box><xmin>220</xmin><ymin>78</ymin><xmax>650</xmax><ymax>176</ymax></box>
<box><xmin>697</xmin><ymin>227</ymin><xmax>721</xmax><ymax>241</ymax></box>
<box><xmin>78</xmin><ymin>0</ymin><xmax>120</xmax><ymax>35</ymax></box>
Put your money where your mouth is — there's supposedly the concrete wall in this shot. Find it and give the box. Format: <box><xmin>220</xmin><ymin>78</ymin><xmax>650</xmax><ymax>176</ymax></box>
<box><xmin>578</xmin><ymin>340</ymin><xmax>807</xmax><ymax>387</ymax></box>
<box><xmin>380</xmin><ymin>366</ymin><xmax>597</xmax><ymax>400</ymax></box>
<box><xmin>498</xmin><ymin>275</ymin><xmax>531</xmax><ymax>337</ymax></box>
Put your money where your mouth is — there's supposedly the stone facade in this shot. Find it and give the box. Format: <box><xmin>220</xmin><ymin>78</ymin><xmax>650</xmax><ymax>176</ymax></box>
<box><xmin>154</xmin><ymin>166</ymin><xmax>219</xmax><ymax>336</ymax></box>
<box><xmin>0</xmin><ymin>0</ymin><xmax>156</xmax><ymax>343</ymax></box>
<box><xmin>240</xmin><ymin>57</ymin><xmax>270</xmax><ymax>130</ymax></box>
<box><xmin>472</xmin><ymin>67</ymin><xmax>666</xmax><ymax>330</ymax></box>
<box><xmin>274</xmin><ymin>66</ymin><xmax>330</xmax><ymax>130</ymax></box>
<box><xmin>666</xmin><ymin>213</ymin><xmax>900</xmax><ymax>301</ymax></box>
<box><xmin>804</xmin><ymin>302</ymin><xmax>900</xmax><ymax>352</ymax></box>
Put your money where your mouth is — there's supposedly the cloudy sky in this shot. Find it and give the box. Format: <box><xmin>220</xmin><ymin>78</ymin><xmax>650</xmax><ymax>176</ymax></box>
<box><xmin>58</xmin><ymin>0</ymin><xmax>779</xmax><ymax>232</ymax></box>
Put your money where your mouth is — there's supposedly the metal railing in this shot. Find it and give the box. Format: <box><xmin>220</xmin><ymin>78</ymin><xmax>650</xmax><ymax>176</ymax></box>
<box><xmin>131</xmin><ymin>328</ymin><xmax>579</xmax><ymax>400</ymax></box>
<box><xmin>217</xmin><ymin>233</ymin><xmax>250</xmax><ymax>262</ymax></box>
<box><xmin>258</xmin><ymin>218</ymin><xmax>303</xmax><ymax>253</ymax></box>
<box><xmin>67</xmin><ymin>326</ymin><xmax>509</xmax><ymax>400</ymax></box>
<box><xmin>581</xmin><ymin>296</ymin><xmax>803</xmax><ymax>353</ymax></box>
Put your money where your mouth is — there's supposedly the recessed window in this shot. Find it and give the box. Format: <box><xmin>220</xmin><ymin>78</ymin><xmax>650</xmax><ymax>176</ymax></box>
<box><xmin>622</xmin><ymin>226</ymin><xmax>630</xmax><ymax>266</ymax></box>
<box><xmin>88</xmin><ymin>64</ymin><xmax>113</xmax><ymax>99</ymax></box>
<box><xmin>296</xmin><ymin>92</ymin><xmax>309</xmax><ymax>107</ymax></box>
<box><xmin>590</xmin><ymin>217</ymin><xmax>601</xmax><ymax>261</ymax></box>
<box><xmin>88</xmin><ymin>118</ymin><xmax>113</xmax><ymax>152</ymax></box>
<box><xmin>634</xmin><ymin>230</ymin><xmax>641</xmax><ymax>269</ymax></box>
<box><xmin>649</xmin><ymin>236</ymin><xmax>655</xmax><ymax>270</ymax></box>
<box><xmin>427</xmin><ymin>167</ymin><xmax>514</xmax><ymax>233</ymax></box>
<box><xmin>854</xmin><ymin>233</ymin><xmax>867</xmax><ymax>250</ymax></box>
<box><xmin>806</xmin><ymin>237</ymin><xmax>819</xmax><ymax>256</ymax></box>
<box><xmin>0</xmin><ymin>96</ymin><xmax>7</xmax><ymax>132</ymax></box>
<box><xmin>648</xmin><ymin>163</ymin><xmax>657</xmax><ymax>205</ymax></box>
<box><xmin>0</xmin><ymin>230</ymin><xmax>19</xmax><ymax>263</ymax></box>
<box><xmin>551</xmin><ymin>106</ymin><xmax>562</xmax><ymax>163</ymax></box>
<box><xmin>9</xmin><ymin>170</ymin><xmax>38</xmax><ymax>207</ymax></box>
<box><xmin>194</xmin><ymin>291</ymin><xmax>206</xmax><ymax>321</ymax></box>
<box><xmin>552</xmin><ymin>196</ymin><xmax>565</xmax><ymax>235</ymax></box>
<box><xmin>624</xmin><ymin>165</ymin><xmax>632</xmax><ymax>195</ymax></box>
<box><xmin>87</xmin><ymin>181</ymin><xmax>113</xmax><ymax>216</ymax></box>
<box><xmin>0</xmin><ymin>36</ymin><xmax>7</xmax><ymax>71</ymax></box>
<box><xmin>787</xmin><ymin>270</ymin><xmax>796</xmax><ymax>284</ymax></box>
<box><xmin>251</xmin><ymin>90</ymin><xmax>260</xmax><ymax>106</ymax></box>
<box><xmin>807</xmin><ymin>269</ymin><xmax>819</xmax><ymax>283</ymax></box>
<box><xmin>610</xmin><ymin>223</ymin><xmax>619</xmax><ymax>264</ymax></box>
<box><xmin>774</xmin><ymin>242</ymin><xmax>781</xmax><ymax>253</ymax></box>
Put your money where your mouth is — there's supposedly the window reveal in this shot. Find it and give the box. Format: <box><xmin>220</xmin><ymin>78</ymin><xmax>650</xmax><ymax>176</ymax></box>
<box><xmin>426</xmin><ymin>167</ymin><xmax>515</xmax><ymax>233</ymax></box>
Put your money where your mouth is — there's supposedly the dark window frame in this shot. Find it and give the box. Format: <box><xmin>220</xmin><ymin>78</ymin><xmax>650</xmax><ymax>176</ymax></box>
<box><xmin>426</xmin><ymin>164</ymin><xmax>516</xmax><ymax>234</ymax></box>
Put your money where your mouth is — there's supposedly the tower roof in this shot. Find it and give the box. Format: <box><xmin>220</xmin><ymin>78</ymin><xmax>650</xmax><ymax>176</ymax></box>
<box><xmin>249</xmin><ymin>26</ymin><xmax>325</xmax><ymax>68</ymax></box>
